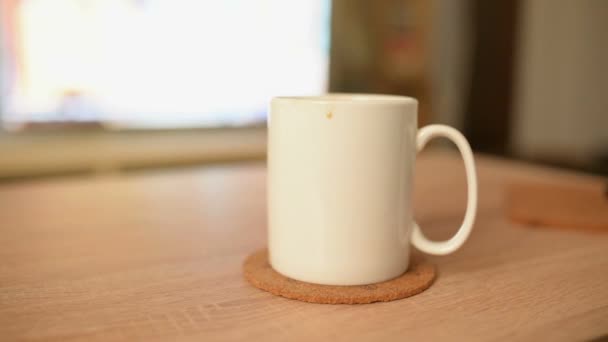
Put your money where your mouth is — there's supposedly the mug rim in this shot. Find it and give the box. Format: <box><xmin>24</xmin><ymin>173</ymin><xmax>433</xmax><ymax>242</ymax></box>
<box><xmin>273</xmin><ymin>93</ymin><xmax>417</xmax><ymax>105</ymax></box>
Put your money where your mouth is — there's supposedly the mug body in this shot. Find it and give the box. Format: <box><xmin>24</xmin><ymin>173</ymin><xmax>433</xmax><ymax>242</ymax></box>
<box><xmin>268</xmin><ymin>94</ymin><xmax>418</xmax><ymax>285</ymax></box>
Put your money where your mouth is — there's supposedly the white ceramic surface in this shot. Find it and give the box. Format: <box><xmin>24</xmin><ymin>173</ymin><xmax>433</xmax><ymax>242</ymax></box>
<box><xmin>268</xmin><ymin>94</ymin><xmax>477</xmax><ymax>285</ymax></box>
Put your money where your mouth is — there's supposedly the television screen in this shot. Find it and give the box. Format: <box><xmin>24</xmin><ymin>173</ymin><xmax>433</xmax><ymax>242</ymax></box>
<box><xmin>0</xmin><ymin>0</ymin><xmax>331</xmax><ymax>129</ymax></box>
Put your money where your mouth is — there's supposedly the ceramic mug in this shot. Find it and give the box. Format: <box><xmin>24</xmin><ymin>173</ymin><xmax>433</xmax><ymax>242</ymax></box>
<box><xmin>268</xmin><ymin>94</ymin><xmax>477</xmax><ymax>286</ymax></box>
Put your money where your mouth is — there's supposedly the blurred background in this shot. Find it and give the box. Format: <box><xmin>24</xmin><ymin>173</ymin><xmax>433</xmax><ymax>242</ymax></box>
<box><xmin>0</xmin><ymin>0</ymin><xmax>606</xmax><ymax>181</ymax></box>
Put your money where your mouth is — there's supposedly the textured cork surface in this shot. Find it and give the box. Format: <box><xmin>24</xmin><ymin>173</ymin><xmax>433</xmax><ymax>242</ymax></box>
<box><xmin>243</xmin><ymin>249</ymin><xmax>436</xmax><ymax>304</ymax></box>
<box><xmin>507</xmin><ymin>182</ymin><xmax>608</xmax><ymax>232</ymax></box>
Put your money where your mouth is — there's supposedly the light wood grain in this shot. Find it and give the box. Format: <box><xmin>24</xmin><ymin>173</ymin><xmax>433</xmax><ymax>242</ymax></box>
<box><xmin>1</xmin><ymin>152</ymin><xmax>607</xmax><ymax>341</ymax></box>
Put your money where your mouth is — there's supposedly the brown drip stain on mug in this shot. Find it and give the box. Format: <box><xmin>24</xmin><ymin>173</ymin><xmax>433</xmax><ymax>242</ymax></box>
<box><xmin>243</xmin><ymin>249</ymin><xmax>436</xmax><ymax>304</ymax></box>
<box><xmin>326</xmin><ymin>111</ymin><xmax>333</xmax><ymax>119</ymax></box>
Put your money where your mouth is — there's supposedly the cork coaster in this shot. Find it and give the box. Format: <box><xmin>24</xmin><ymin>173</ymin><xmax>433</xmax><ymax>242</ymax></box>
<box><xmin>243</xmin><ymin>249</ymin><xmax>436</xmax><ymax>304</ymax></box>
<box><xmin>506</xmin><ymin>182</ymin><xmax>608</xmax><ymax>232</ymax></box>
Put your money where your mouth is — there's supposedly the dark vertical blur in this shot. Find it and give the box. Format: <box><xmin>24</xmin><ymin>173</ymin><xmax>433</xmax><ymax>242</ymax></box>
<box><xmin>464</xmin><ymin>0</ymin><xmax>520</xmax><ymax>155</ymax></box>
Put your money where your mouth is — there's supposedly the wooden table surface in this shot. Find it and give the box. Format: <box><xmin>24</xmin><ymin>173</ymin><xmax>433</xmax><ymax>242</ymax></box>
<box><xmin>1</xmin><ymin>152</ymin><xmax>607</xmax><ymax>341</ymax></box>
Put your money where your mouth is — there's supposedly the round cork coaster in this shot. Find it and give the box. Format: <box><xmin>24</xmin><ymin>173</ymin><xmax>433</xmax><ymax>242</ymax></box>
<box><xmin>243</xmin><ymin>249</ymin><xmax>436</xmax><ymax>304</ymax></box>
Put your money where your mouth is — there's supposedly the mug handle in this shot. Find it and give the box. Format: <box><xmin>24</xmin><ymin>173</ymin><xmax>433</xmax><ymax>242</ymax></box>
<box><xmin>411</xmin><ymin>124</ymin><xmax>478</xmax><ymax>255</ymax></box>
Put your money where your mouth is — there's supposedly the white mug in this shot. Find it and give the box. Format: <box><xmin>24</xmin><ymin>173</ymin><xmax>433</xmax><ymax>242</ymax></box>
<box><xmin>268</xmin><ymin>94</ymin><xmax>477</xmax><ymax>286</ymax></box>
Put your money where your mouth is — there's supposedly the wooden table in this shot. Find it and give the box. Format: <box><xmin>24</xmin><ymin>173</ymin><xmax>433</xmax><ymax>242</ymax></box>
<box><xmin>1</xmin><ymin>152</ymin><xmax>607</xmax><ymax>341</ymax></box>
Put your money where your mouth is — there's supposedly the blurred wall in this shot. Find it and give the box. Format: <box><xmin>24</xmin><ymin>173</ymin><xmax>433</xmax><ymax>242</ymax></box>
<box><xmin>512</xmin><ymin>0</ymin><xmax>608</xmax><ymax>165</ymax></box>
<box><xmin>329</xmin><ymin>0</ymin><xmax>434</xmax><ymax>124</ymax></box>
<box><xmin>430</xmin><ymin>0</ymin><xmax>472</xmax><ymax>131</ymax></box>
